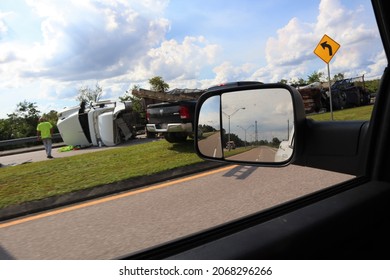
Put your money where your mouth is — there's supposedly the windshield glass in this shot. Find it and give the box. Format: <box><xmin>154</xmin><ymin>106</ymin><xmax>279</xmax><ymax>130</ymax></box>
<box><xmin>0</xmin><ymin>0</ymin><xmax>386</xmax><ymax>260</ymax></box>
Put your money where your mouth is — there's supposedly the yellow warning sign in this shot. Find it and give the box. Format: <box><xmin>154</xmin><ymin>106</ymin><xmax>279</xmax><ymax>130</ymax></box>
<box><xmin>314</xmin><ymin>34</ymin><xmax>340</xmax><ymax>64</ymax></box>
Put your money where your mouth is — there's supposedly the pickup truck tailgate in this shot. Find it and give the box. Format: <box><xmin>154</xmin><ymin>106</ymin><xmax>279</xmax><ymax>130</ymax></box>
<box><xmin>147</xmin><ymin>101</ymin><xmax>195</xmax><ymax>129</ymax></box>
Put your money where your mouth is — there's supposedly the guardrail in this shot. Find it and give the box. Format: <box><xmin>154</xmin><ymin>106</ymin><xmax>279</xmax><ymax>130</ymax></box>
<box><xmin>0</xmin><ymin>133</ymin><xmax>63</xmax><ymax>148</ymax></box>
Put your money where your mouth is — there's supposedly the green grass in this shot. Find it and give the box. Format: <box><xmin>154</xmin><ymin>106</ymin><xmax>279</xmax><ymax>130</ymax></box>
<box><xmin>308</xmin><ymin>105</ymin><xmax>374</xmax><ymax>121</ymax></box>
<box><xmin>0</xmin><ymin>140</ymin><xmax>203</xmax><ymax>209</ymax></box>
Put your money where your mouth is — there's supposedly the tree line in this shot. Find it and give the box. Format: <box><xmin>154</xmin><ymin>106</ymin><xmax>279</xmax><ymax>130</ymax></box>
<box><xmin>0</xmin><ymin>77</ymin><xmax>169</xmax><ymax>143</ymax></box>
<box><xmin>280</xmin><ymin>71</ymin><xmax>380</xmax><ymax>94</ymax></box>
<box><xmin>0</xmin><ymin>73</ymin><xmax>380</xmax><ymax>144</ymax></box>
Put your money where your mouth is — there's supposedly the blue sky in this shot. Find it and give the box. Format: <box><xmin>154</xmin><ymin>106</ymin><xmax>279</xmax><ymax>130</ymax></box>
<box><xmin>0</xmin><ymin>0</ymin><xmax>386</xmax><ymax>119</ymax></box>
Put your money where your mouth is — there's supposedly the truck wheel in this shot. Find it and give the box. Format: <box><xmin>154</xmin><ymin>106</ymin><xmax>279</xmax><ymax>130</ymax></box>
<box><xmin>164</xmin><ymin>132</ymin><xmax>188</xmax><ymax>143</ymax></box>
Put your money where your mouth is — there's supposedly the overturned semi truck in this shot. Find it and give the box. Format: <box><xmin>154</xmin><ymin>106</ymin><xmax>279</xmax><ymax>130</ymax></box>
<box><xmin>57</xmin><ymin>100</ymin><xmax>143</xmax><ymax>147</ymax></box>
<box><xmin>297</xmin><ymin>75</ymin><xmax>372</xmax><ymax>114</ymax></box>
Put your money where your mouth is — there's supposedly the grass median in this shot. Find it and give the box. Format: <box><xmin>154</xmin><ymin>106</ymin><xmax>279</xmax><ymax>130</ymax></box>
<box><xmin>0</xmin><ymin>140</ymin><xmax>203</xmax><ymax>209</ymax></box>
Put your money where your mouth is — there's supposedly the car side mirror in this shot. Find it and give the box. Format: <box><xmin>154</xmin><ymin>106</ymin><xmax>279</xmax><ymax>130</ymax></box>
<box><xmin>195</xmin><ymin>83</ymin><xmax>305</xmax><ymax>166</ymax></box>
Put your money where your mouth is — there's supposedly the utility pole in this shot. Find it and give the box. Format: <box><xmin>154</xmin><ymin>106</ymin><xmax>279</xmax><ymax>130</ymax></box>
<box><xmin>255</xmin><ymin>121</ymin><xmax>258</xmax><ymax>144</ymax></box>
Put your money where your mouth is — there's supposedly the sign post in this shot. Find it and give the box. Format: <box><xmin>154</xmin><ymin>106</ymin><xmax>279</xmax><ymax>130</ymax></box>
<box><xmin>314</xmin><ymin>34</ymin><xmax>340</xmax><ymax>120</ymax></box>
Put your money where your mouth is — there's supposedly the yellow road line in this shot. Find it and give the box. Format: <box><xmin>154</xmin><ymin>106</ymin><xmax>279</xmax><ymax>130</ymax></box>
<box><xmin>0</xmin><ymin>165</ymin><xmax>235</xmax><ymax>229</ymax></box>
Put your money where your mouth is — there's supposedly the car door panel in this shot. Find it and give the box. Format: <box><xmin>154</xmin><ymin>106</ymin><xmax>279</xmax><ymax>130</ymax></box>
<box><xmin>295</xmin><ymin>120</ymin><xmax>370</xmax><ymax>176</ymax></box>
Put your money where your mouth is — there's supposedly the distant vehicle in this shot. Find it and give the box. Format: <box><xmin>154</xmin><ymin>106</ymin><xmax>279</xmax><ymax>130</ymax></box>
<box><xmin>226</xmin><ymin>141</ymin><xmax>236</xmax><ymax>150</ymax></box>
<box><xmin>57</xmin><ymin>100</ymin><xmax>142</xmax><ymax>147</ymax></box>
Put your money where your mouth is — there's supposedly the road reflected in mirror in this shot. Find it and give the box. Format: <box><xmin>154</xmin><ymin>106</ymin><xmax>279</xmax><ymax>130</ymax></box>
<box><xmin>197</xmin><ymin>87</ymin><xmax>294</xmax><ymax>163</ymax></box>
<box><xmin>221</xmin><ymin>88</ymin><xmax>294</xmax><ymax>163</ymax></box>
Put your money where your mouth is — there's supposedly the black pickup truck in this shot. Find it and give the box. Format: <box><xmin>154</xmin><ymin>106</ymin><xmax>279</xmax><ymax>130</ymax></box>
<box><xmin>146</xmin><ymin>100</ymin><xmax>197</xmax><ymax>143</ymax></box>
<box><xmin>145</xmin><ymin>82</ymin><xmax>263</xmax><ymax>143</ymax></box>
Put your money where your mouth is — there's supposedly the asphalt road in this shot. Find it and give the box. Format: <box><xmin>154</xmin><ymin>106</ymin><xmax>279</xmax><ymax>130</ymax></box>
<box><xmin>198</xmin><ymin>133</ymin><xmax>222</xmax><ymax>158</ymax></box>
<box><xmin>227</xmin><ymin>146</ymin><xmax>277</xmax><ymax>162</ymax></box>
<box><xmin>197</xmin><ymin>134</ymin><xmax>277</xmax><ymax>162</ymax></box>
<box><xmin>0</xmin><ymin>154</ymin><xmax>354</xmax><ymax>259</ymax></box>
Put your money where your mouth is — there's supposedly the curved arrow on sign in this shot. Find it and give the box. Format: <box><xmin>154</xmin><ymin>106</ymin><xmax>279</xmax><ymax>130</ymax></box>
<box><xmin>321</xmin><ymin>41</ymin><xmax>333</xmax><ymax>56</ymax></box>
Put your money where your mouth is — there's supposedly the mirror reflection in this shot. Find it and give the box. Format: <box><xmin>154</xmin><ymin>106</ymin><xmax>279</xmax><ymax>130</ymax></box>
<box><xmin>197</xmin><ymin>88</ymin><xmax>294</xmax><ymax>163</ymax></box>
<box><xmin>221</xmin><ymin>88</ymin><xmax>294</xmax><ymax>163</ymax></box>
<box><xmin>197</xmin><ymin>95</ymin><xmax>223</xmax><ymax>158</ymax></box>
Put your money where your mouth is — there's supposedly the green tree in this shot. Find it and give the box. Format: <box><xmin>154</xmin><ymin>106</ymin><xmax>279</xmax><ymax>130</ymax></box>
<box><xmin>365</xmin><ymin>79</ymin><xmax>381</xmax><ymax>94</ymax></box>
<box><xmin>198</xmin><ymin>124</ymin><xmax>216</xmax><ymax>133</ymax></box>
<box><xmin>120</xmin><ymin>85</ymin><xmax>140</xmax><ymax>102</ymax></box>
<box><xmin>149</xmin><ymin>76</ymin><xmax>169</xmax><ymax>92</ymax></box>
<box><xmin>76</xmin><ymin>82</ymin><xmax>103</xmax><ymax>103</ymax></box>
<box><xmin>120</xmin><ymin>85</ymin><xmax>145</xmax><ymax>114</ymax></box>
<box><xmin>119</xmin><ymin>85</ymin><xmax>146</xmax><ymax>126</ymax></box>
<box><xmin>298</xmin><ymin>77</ymin><xmax>307</xmax><ymax>85</ymax></box>
<box><xmin>259</xmin><ymin>139</ymin><xmax>269</xmax><ymax>146</ymax></box>
<box><xmin>333</xmin><ymin>73</ymin><xmax>345</xmax><ymax>81</ymax></box>
<box><xmin>307</xmin><ymin>71</ymin><xmax>325</xmax><ymax>84</ymax></box>
<box><xmin>7</xmin><ymin>100</ymin><xmax>41</xmax><ymax>138</ymax></box>
<box><xmin>0</xmin><ymin>118</ymin><xmax>13</xmax><ymax>140</ymax></box>
<box><xmin>279</xmin><ymin>79</ymin><xmax>288</xmax><ymax>84</ymax></box>
<box><xmin>290</xmin><ymin>77</ymin><xmax>307</xmax><ymax>86</ymax></box>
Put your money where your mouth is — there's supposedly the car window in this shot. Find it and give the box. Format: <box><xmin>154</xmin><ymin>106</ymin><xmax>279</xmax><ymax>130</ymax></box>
<box><xmin>0</xmin><ymin>0</ymin><xmax>386</xmax><ymax>261</ymax></box>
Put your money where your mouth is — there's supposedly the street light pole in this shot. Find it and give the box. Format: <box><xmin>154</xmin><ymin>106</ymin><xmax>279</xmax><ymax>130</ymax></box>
<box><xmin>223</xmin><ymin>107</ymin><xmax>245</xmax><ymax>144</ymax></box>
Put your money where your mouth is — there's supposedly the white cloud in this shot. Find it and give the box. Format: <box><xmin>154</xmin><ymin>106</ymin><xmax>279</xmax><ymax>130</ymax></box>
<box><xmin>316</xmin><ymin>0</ymin><xmax>348</xmax><ymax>33</ymax></box>
<box><xmin>365</xmin><ymin>50</ymin><xmax>387</xmax><ymax>78</ymax></box>
<box><xmin>212</xmin><ymin>62</ymin><xmax>257</xmax><ymax>84</ymax></box>
<box><xmin>0</xmin><ymin>11</ymin><xmax>11</xmax><ymax>35</ymax></box>
<box><xmin>128</xmin><ymin>36</ymin><xmax>221</xmax><ymax>82</ymax></box>
<box><xmin>17</xmin><ymin>0</ymin><xmax>170</xmax><ymax>82</ymax></box>
<box><xmin>0</xmin><ymin>0</ymin><xmax>177</xmax><ymax>113</ymax></box>
<box><xmin>251</xmin><ymin>0</ymin><xmax>384</xmax><ymax>83</ymax></box>
<box><xmin>1</xmin><ymin>0</ymin><xmax>221</xmax><ymax>104</ymax></box>
<box><xmin>265</xmin><ymin>17</ymin><xmax>315</xmax><ymax>67</ymax></box>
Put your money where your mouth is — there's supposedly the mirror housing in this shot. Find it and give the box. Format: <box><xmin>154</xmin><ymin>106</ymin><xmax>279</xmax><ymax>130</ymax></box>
<box><xmin>195</xmin><ymin>82</ymin><xmax>306</xmax><ymax>166</ymax></box>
